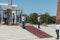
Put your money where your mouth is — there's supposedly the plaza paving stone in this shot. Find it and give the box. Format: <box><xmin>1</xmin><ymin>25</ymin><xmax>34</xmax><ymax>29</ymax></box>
<box><xmin>0</xmin><ymin>24</ymin><xmax>60</xmax><ymax>40</ymax></box>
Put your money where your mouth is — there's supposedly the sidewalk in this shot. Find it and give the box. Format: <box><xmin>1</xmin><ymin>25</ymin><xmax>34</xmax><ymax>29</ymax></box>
<box><xmin>0</xmin><ymin>25</ymin><xmax>39</xmax><ymax>40</ymax></box>
<box><xmin>0</xmin><ymin>24</ymin><xmax>60</xmax><ymax>40</ymax></box>
<box><xmin>33</xmin><ymin>24</ymin><xmax>60</xmax><ymax>40</ymax></box>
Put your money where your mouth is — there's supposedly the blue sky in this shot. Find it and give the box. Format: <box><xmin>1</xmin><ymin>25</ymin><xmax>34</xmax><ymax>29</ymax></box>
<box><xmin>0</xmin><ymin>0</ymin><xmax>58</xmax><ymax>16</ymax></box>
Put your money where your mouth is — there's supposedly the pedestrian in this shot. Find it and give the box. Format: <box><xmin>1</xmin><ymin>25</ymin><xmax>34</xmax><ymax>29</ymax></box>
<box><xmin>37</xmin><ymin>15</ymin><xmax>41</xmax><ymax>29</ymax></box>
<box><xmin>56</xmin><ymin>22</ymin><xmax>60</xmax><ymax>39</ymax></box>
<box><xmin>21</xmin><ymin>15</ymin><xmax>26</xmax><ymax>29</ymax></box>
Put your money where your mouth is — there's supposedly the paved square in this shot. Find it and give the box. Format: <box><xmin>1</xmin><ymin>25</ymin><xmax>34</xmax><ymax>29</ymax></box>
<box><xmin>0</xmin><ymin>24</ymin><xmax>60</xmax><ymax>40</ymax></box>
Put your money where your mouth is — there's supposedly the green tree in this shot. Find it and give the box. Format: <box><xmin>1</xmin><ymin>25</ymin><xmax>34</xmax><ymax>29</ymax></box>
<box><xmin>40</xmin><ymin>13</ymin><xmax>50</xmax><ymax>24</ymax></box>
<box><xmin>40</xmin><ymin>13</ymin><xmax>56</xmax><ymax>24</ymax></box>
<box><xmin>29</xmin><ymin>13</ymin><xmax>38</xmax><ymax>24</ymax></box>
<box><xmin>48</xmin><ymin>16</ymin><xmax>56</xmax><ymax>24</ymax></box>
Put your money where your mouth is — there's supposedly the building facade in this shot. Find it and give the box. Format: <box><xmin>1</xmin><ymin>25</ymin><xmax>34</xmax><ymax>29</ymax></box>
<box><xmin>0</xmin><ymin>3</ymin><xmax>22</xmax><ymax>24</ymax></box>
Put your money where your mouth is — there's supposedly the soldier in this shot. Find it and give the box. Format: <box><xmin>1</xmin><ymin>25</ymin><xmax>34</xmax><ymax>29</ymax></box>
<box><xmin>21</xmin><ymin>15</ymin><xmax>26</xmax><ymax>29</ymax></box>
<box><xmin>37</xmin><ymin>15</ymin><xmax>41</xmax><ymax>29</ymax></box>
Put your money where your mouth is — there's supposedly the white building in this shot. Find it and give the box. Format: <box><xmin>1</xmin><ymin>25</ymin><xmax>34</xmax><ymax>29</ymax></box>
<box><xmin>0</xmin><ymin>1</ymin><xmax>22</xmax><ymax>24</ymax></box>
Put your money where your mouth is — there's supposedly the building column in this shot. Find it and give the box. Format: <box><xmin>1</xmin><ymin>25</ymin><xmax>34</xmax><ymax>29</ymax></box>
<box><xmin>19</xmin><ymin>10</ymin><xmax>20</xmax><ymax>24</ymax></box>
<box><xmin>16</xmin><ymin>10</ymin><xmax>17</xmax><ymax>24</ymax></box>
<box><xmin>19</xmin><ymin>10</ymin><xmax>23</xmax><ymax>24</ymax></box>
<box><xmin>20</xmin><ymin>10</ymin><xmax>23</xmax><ymax>22</ymax></box>
<box><xmin>1</xmin><ymin>10</ymin><xmax>3</xmax><ymax>24</ymax></box>
<box><xmin>56</xmin><ymin>0</ymin><xmax>60</xmax><ymax>23</ymax></box>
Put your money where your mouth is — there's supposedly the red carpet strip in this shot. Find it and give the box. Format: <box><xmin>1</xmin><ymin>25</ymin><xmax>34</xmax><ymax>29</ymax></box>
<box><xmin>25</xmin><ymin>26</ymin><xmax>53</xmax><ymax>38</ymax></box>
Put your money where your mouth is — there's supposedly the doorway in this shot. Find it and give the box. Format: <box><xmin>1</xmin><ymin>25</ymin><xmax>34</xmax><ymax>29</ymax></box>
<box><xmin>3</xmin><ymin>9</ymin><xmax>12</xmax><ymax>24</ymax></box>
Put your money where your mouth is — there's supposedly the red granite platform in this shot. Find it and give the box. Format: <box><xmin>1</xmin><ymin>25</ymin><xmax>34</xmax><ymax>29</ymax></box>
<box><xmin>56</xmin><ymin>0</ymin><xmax>60</xmax><ymax>22</ymax></box>
<box><xmin>25</xmin><ymin>26</ymin><xmax>53</xmax><ymax>38</ymax></box>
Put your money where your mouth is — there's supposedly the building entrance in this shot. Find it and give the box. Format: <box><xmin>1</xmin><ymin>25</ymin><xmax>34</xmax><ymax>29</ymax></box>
<box><xmin>3</xmin><ymin>9</ymin><xmax>12</xmax><ymax>24</ymax></box>
<box><xmin>0</xmin><ymin>9</ymin><xmax>22</xmax><ymax>25</ymax></box>
<box><xmin>0</xmin><ymin>0</ymin><xmax>22</xmax><ymax>25</ymax></box>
